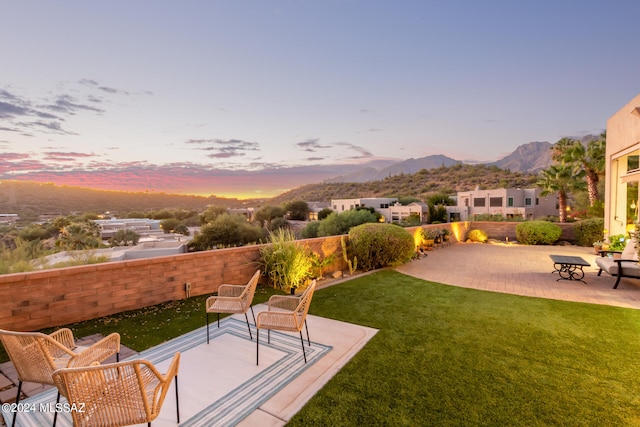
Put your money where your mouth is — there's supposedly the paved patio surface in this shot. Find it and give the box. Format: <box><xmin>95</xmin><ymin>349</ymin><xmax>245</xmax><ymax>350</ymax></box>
<box><xmin>396</xmin><ymin>242</ymin><xmax>640</xmax><ymax>309</ymax></box>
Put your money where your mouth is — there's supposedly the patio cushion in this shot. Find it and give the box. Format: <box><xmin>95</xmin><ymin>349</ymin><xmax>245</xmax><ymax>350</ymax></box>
<box><xmin>595</xmin><ymin>257</ymin><xmax>640</xmax><ymax>277</ymax></box>
<box><xmin>620</xmin><ymin>238</ymin><xmax>639</xmax><ymax>261</ymax></box>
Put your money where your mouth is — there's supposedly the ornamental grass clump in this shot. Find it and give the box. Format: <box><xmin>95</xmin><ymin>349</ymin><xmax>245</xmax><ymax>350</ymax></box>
<box><xmin>348</xmin><ymin>223</ymin><xmax>414</xmax><ymax>271</ymax></box>
<box><xmin>467</xmin><ymin>229</ymin><xmax>488</xmax><ymax>243</ymax></box>
<box><xmin>515</xmin><ymin>221</ymin><xmax>562</xmax><ymax>245</ymax></box>
<box><xmin>259</xmin><ymin>228</ymin><xmax>313</xmax><ymax>292</ymax></box>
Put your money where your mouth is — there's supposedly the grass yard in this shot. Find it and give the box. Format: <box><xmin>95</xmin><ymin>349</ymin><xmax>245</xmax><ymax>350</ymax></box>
<box><xmin>290</xmin><ymin>270</ymin><xmax>640</xmax><ymax>426</ymax></box>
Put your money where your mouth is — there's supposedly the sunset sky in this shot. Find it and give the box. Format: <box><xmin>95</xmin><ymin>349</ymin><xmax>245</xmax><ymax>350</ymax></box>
<box><xmin>1</xmin><ymin>1</ymin><xmax>639</xmax><ymax>199</ymax></box>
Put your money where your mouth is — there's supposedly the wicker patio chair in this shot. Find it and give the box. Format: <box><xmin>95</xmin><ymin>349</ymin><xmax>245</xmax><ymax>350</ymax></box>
<box><xmin>52</xmin><ymin>352</ymin><xmax>180</xmax><ymax>427</ymax></box>
<box><xmin>0</xmin><ymin>328</ymin><xmax>120</xmax><ymax>427</ymax></box>
<box><xmin>256</xmin><ymin>280</ymin><xmax>316</xmax><ymax>365</ymax></box>
<box><xmin>206</xmin><ymin>269</ymin><xmax>260</xmax><ymax>343</ymax></box>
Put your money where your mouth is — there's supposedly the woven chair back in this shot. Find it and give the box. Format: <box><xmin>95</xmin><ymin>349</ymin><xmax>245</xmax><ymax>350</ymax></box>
<box><xmin>0</xmin><ymin>330</ymin><xmax>57</xmax><ymax>385</ymax></box>
<box><xmin>53</xmin><ymin>353</ymin><xmax>180</xmax><ymax>427</ymax></box>
<box><xmin>239</xmin><ymin>269</ymin><xmax>261</xmax><ymax>308</ymax></box>
<box><xmin>294</xmin><ymin>280</ymin><xmax>316</xmax><ymax>325</ymax></box>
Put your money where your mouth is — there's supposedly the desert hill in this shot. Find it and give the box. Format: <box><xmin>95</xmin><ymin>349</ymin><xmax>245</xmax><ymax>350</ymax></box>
<box><xmin>0</xmin><ymin>181</ymin><xmax>248</xmax><ymax>221</ymax></box>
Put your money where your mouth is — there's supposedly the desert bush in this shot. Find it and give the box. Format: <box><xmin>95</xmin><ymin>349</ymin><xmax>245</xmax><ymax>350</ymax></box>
<box><xmin>109</xmin><ymin>229</ymin><xmax>141</xmax><ymax>247</ymax></box>
<box><xmin>301</xmin><ymin>221</ymin><xmax>321</xmax><ymax>238</ymax></box>
<box><xmin>467</xmin><ymin>229</ymin><xmax>488</xmax><ymax>243</ymax></box>
<box><xmin>259</xmin><ymin>228</ymin><xmax>313</xmax><ymax>292</ymax></box>
<box><xmin>188</xmin><ymin>213</ymin><xmax>264</xmax><ymax>250</ymax></box>
<box><xmin>348</xmin><ymin>223</ymin><xmax>414</xmax><ymax>271</ymax></box>
<box><xmin>317</xmin><ymin>209</ymin><xmax>377</xmax><ymax>237</ymax></box>
<box><xmin>573</xmin><ymin>218</ymin><xmax>604</xmax><ymax>246</ymax></box>
<box><xmin>515</xmin><ymin>221</ymin><xmax>562</xmax><ymax>245</ymax></box>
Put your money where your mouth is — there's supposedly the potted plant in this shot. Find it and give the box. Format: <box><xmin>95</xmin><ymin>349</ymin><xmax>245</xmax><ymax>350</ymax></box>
<box><xmin>441</xmin><ymin>228</ymin><xmax>451</xmax><ymax>242</ymax></box>
<box><xmin>593</xmin><ymin>241</ymin><xmax>603</xmax><ymax>254</ymax></box>
<box><xmin>420</xmin><ymin>228</ymin><xmax>436</xmax><ymax>250</ymax></box>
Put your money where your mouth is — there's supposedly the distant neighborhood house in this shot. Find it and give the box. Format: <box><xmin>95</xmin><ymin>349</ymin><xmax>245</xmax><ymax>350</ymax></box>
<box><xmin>331</xmin><ymin>198</ymin><xmax>428</xmax><ymax>223</ymax></box>
<box><xmin>447</xmin><ymin>187</ymin><xmax>558</xmax><ymax>221</ymax></box>
<box><xmin>0</xmin><ymin>214</ymin><xmax>19</xmax><ymax>223</ymax></box>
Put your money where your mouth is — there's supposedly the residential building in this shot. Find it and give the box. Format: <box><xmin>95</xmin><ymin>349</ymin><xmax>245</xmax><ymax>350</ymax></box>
<box><xmin>306</xmin><ymin>202</ymin><xmax>330</xmax><ymax>221</ymax></box>
<box><xmin>330</xmin><ymin>198</ymin><xmax>427</xmax><ymax>223</ymax></box>
<box><xmin>447</xmin><ymin>187</ymin><xmax>557</xmax><ymax>221</ymax></box>
<box><xmin>388</xmin><ymin>202</ymin><xmax>428</xmax><ymax>223</ymax></box>
<box><xmin>604</xmin><ymin>93</ymin><xmax>640</xmax><ymax>237</ymax></box>
<box><xmin>0</xmin><ymin>214</ymin><xmax>18</xmax><ymax>224</ymax></box>
<box><xmin>93</xmin><ymin>218</ymin><xmax>162</xmax><ymax>240</ymax></box>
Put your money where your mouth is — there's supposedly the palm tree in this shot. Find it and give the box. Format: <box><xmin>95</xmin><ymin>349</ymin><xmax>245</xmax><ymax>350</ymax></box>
<box><xmin>57</xmin><ymin>222</ymin><xmax>102</xmax><ymax>250</ymax></box>
<box><xmin>551</xmin><ymin>134</ymin><xmax>606</xmax><ymax>207</ymax></box>
<box><xmin>537</xmin><ymin>164</ymin><xmax>587</xmax><ymax>222</ymax></box>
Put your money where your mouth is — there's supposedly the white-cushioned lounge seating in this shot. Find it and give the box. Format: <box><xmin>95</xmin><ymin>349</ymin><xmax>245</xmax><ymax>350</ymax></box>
<box><xmin>595</xmin><ymin>238</ymin><xmax>640</xmax><ymax>288</ymax></box>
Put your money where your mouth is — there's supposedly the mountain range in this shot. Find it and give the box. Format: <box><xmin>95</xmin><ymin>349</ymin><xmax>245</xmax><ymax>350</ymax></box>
<box><xmin>324</xmin><ymin>137</ymin><xmax>602</xmax><ymax>183</ymax></box>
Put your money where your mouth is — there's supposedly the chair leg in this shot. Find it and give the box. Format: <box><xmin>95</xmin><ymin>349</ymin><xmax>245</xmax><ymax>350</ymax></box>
<box><xmin>299</xmin><ymin>331</ymin><xmax>307</xmax><ymax>363</ymax></box>
<box><xmin>53</xmin><ymin>391</ymin><xmax>60</xmax><ymax>427</ymax></box>
<box><xmin>250</xmin><ymin>306</ymin><xmax>256</xmax><ymax>325</ymax></box>
<box><xmin>244</xmin><ymin>312</ymin><xmax>253</xmax><ymax>340</ymax></box>
<box><xmin>174</xmin><ymin>375</ymin><xmax>180</xmax><ymax>423</ymax></box>
<box><xmin>267</xmin><ymin>330</ymin><xmax>271</xmax><ymax>344</ymax></box>
<box><xmin>11</xmin><ymin>380</ymin><xmax>22</xmax><ymax>427</ymax></box>
<box><xmin>206</xmin><ymin>312</ymin><xmax>210</xmax><ymax>344</ymax></box>
<box><xmin>614</xmin><ymin>275</ymin><xmax>623</xmax><ymax>289</ymax></box>
<box><xmin>597</xmin><ymin>269</ymin><xmax>603</xmax><ymax>276</ymax></box>
<box><xmin>256</xmin><ymin>328</ymin><xmax>260</xmax><ymax>365</ymax></box>
<box><xmin>217</xmin><ymin>313</ymin><xmax>220</xmax><ymax>328</ymax></box>
<box><xmin>116</xmin><ymin>352</ymin><xmax>120</xmax><ymax>362</ymax></box>
<box><xmin>305</xmin><ymin>320</ymin><xmax>311</xmax><ymax>346</ymax></box>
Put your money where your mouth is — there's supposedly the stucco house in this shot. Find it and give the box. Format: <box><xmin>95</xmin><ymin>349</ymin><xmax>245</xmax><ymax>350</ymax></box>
<box><xmin>604</xmin><ymin>93</ymin><xmax>640</xmax><ymax>237</ymax></box>
<box><xmin>330</xmin><ymin>197</ymin><xmax>427</xmax><ymax>223</ymax></box>
<box><xmin>447</xmin><ymin>187</ymin><xmax>557</xmax><ymax>221</ymax></box>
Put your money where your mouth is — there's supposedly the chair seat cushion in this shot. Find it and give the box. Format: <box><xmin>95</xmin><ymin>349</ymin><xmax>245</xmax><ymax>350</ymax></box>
<box><xmin>595</xmin><ymin>257</ymin><xmax>640</xmax><ymax>277</ymax></box>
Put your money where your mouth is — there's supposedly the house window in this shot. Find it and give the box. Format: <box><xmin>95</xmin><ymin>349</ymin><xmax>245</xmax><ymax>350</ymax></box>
<box><xmin>525</xmin><ymin>198</ymin><xmax>532</xmax><ymax>206</ymax></box>
<box><xmin>380</xmin><ymin>204</ymin><xmax>389</xmax><ymax>208</ymax></box>
<box><xmin>490</xmin><ymin>197</ymin><xmax>503</xmax><ymax>207</ymax></box>
<box><xmin>508</xmin><ymin>197</ymin><xmax>514</xmax><ymax>207</ymax></box>
<box><xmin>536</xmin><ymin>198</ymin><xmax>539</xmax><ymax>205</ymax></box>
<box><xmin>473</xmin><ymin>198</ymin><xmax>485</xmax><ymax>207</ymax></box>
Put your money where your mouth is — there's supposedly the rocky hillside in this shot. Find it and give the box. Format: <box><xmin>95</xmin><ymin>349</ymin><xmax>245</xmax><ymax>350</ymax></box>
<box><xmin>271</xmin><ymin>163</ymin><xmax>539</xmax><ymax>205</ymax></box>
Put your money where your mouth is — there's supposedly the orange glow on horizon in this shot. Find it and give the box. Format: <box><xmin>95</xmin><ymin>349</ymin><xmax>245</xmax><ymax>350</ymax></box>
<box><xmin>5</xmin><ymin>176</ymin><xmax>293</xmax><ymax>201</ymax></box>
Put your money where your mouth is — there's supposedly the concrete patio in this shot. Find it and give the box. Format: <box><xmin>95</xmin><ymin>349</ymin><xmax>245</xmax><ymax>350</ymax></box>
<box><xmin>397</xmin><ymin>241</ymin><xmax>640</xmax><ymax>309</ymax></box>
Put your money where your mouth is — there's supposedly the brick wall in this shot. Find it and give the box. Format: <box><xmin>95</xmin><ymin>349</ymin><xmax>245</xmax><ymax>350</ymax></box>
<box><xmin>0</xmin><ymin>235</ymin><xmax>348</xmax><ymax>331</ymax></box>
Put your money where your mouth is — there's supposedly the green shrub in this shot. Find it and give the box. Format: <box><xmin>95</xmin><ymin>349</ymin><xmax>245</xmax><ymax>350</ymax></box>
<box><xmin>348</xmin><ymin>223</ymin><xmax>414</xmax><ymax>271</ymax></box>
<box><xmin>300</xmin><ymin>221</ymin><xmax>320</xmax><ymax>238</ymax></box>
<box><xmin>188</xmin><ymin>213</ymin><xmax>264</xmax><ymax>250</ymax></box>
<box><xmin>259</xmin><ymin>229</ymin><xmax>313</xmax><ymax>292</ymax></box>
<box><xmin>573</xmin><ymin>218</ymin><xmax>604</xmax><ymax>246</ymax></box>
<box><xmin>467</xmin><ymin>229</ymin><xmax>488</xmax><ymax>243</ymax></box>
<box><xmin>317</xmin><ymin>209</ymin><xmax>377</xmax><ymax>237</ymax></box>
<box><xmin>607</xmin><ymin>234</ymin><xmax>627</xmax><ymax>251</ymax></box>
<box><xmin>515</xmin><ymin>221</ymin><xmax>562</xmax><ymax>245</ymax></box>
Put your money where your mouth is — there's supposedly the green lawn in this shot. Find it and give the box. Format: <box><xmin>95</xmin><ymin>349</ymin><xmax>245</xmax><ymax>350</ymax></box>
<box><xmin>3</xmin><ymin>270</ymin><xmax>640</xmax><ymax>425</ymax></box>
<box><xmin>291</xmin><ymin>270</ymin><xmax>640</xmax><ymax>426</ymax></box>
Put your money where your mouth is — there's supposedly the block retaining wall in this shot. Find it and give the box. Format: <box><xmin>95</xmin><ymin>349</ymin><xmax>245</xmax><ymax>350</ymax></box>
<box><xmin>469</xmin><ymin>221</ymin><xmax>576</xmax><ymax>242</ymax></box>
